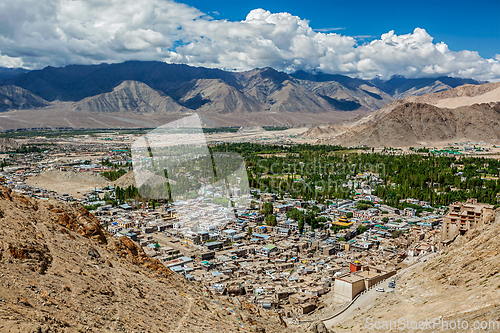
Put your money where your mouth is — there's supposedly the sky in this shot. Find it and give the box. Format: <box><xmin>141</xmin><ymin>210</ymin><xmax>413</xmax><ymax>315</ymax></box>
<box><xmin>0</xmin><ymin>0</ymin><xmax>499</xmax><ymax>80</ymax></box>
<box><xmin>183</xmin><ymin>0</ymin><xmax>500</xmax><ymax>59</ymax></box>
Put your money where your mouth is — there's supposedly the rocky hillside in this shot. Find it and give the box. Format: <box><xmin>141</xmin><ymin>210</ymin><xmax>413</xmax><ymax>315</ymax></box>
<box><xmin>329</xmin><ymin>209</ymin><xmax>500</xmax><ymax>332</ymax></box>
<box><xmin>0</xmin><ymin>138</ymin><xmax>21</xmax><ymax>152</ymax></box>
<box><xmin>171</xmin><ymin>79</ymin><xmax>263</xmax><ymax>113</ymax></box>
<box><xmin>330</xmin><ymin>101</ymin><xmax>500</xmax><ymax>147</ymax></box>
<box><xmin>306</xmin><ymin>82</ymin><xmax>500</xmax><ymax>146</ymax></box>
<box><xmin>0</xmin><ymin>186</ymin><xmax>314</xmax><ymax>333</ymax></box>
<box><xmin>0</xmin><ymin>85</ymin><xmax>49</xmax><ymax>112</ymax></box>
<box><xmin>73</xmin><ymin>81</ymin><xmax>188</xmax><ymax>114</ymax></box>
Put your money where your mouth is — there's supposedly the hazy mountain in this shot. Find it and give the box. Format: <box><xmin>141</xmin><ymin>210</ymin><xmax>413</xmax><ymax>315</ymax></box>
<box><xmin>370</xmin><ymin>75</ymin><xmax>481</xmax><ymax>99</ymax></box>
<box><xmin>0</xmin><ymin>85</ymin><xmax>50</xmax><ymax>112</ymax></box>
<box><xmin>236</xmin><ymin>67</ymin><xmax>290</xmax><ymax>103</ymax></box>
<box><xmin>0</xmin><ymin>67</ymin><xmax>29</xmax><ymax>80</ymax></box>
<box><xmin>73</xmin><ymin>80</ymin><xmax>188</xmax><ymax>114</ymax></box>
<box><xmin>265</xmin><ymin>80</ymin><xmax>339</xmax><ymax>113</ymax></box>
<box><xmin>1</xmin><ymin>61</ymin><xmax>482</xmax><ymax>112</ymax></box>
<box><xmin>0</xmin><ymin>61</ymin><xmax>238</xmax><ymax>102</ymax></box>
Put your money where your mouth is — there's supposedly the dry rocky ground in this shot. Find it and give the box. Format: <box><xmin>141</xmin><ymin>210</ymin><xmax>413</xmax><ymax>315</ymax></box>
<box><xmin>0</xmin><ymin>186</ymin><xmax>333</xmax><ymax>333</ymax></box>
<box><xmin>25</xmin><ymin>170</ymin><xmax>111</xmax><ymax>199</ymax></box>
<box><xmin>327</xmin><ymin>209</ymin><xmax>500</xmax><ymax>332</ymax></box>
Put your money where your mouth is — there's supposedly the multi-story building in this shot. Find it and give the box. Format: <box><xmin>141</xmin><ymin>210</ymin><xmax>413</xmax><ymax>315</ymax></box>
<box><xmin>441</xmin><ymin>199</ymin><xmax>494</xmax><ymax>242</ymax></box>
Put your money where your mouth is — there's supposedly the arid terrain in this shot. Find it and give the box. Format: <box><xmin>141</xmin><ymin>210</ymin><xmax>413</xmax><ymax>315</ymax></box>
<box><xmin>0</xmin><ymin>186</ymin><xmax>327</xmax><ymax>333</ymax></box>
<box><xmin>25</xmin><ymin>170</ymin><xmax>111</xmax><ymax>198</ymax></box>
<box><xmin>0</xmin><ymin>138</ymin><xmax>20</xmax><ymax>152</ymax></box>
<box><xmin>304</xmin><ymin>82</ymin><xmax>500</xmax><ymax>147</ymax></box>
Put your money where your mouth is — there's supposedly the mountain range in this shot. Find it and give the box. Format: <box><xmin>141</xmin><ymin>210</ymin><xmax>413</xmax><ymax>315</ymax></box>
<box><xmin>0</xmin><ymin>61</ymin><xmax>483</xmax><ymax>130</ymax></box>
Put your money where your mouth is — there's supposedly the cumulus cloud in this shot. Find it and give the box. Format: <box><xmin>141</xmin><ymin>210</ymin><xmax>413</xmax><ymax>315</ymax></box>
<box><xmin>0</xmin><ymin>0</ymin><xmax>499</xmax><ymax>81</ymax></box>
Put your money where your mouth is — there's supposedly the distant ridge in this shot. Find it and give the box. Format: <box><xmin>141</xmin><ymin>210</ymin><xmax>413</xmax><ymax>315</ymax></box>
<box><xmin>0</xmin><ymin>61</ymin><xmax>486</xmax><ymax>130</ymax></box>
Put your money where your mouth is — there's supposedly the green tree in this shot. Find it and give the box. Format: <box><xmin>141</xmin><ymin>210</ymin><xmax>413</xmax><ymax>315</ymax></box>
<box><xmin>265</xmin><ymin>214</ymin><xmax>277</xmax><ymax>227</ymax></box>
<box><xmin>263</xmin><ymin>202</ymin><xmax>274</xmax><ymax>216</ymax></box>
<box><xmin>357</xmin><ymin>225</ymin><xmax>368</xmax><ymax>234</ymax></box>
<box><xmin>298</xmin><ymin>217</ymin><xmax>304</xmax><ymax>234</ymax></box>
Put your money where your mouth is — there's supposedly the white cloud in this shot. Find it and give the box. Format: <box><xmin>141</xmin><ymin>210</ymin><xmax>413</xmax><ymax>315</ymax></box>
<box><xmin>0</xmin><ymin>0</ymin><xmax>499</xmax><ymax>81</ymax></box>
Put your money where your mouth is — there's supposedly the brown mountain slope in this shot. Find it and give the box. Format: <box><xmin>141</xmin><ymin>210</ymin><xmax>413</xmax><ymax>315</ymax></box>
<box><xmin>326</xmin><ymin>209</ymin><xmax>500</xmax><ymax>332</ymax></box>
<box><xmin>267</xmin><ymin>80</ymin><xmax>339</xmax><ymax>113</ymax></box>
<box><xmin>368</xmin><ymin>82</ymin><xmax>500</xmax><ymax>122</ymax></box>
<box><xmin>300</xmin><ymin>124</ymin><xmax>349</xmax><ymax>139</ymax></box>
<box><xmin>173</xmin><ymin>79</ymin><xmax>264</xmax><ymax>113</ymax></box>
<box><xmin>391</xmin><ymin>79</ymin><xmax>453</xmax><ymax>99</ymax></box>
<box><xmin>0</xmin><ymin>138</ymin><xmax>21</xmax><ymax>152</ymax></box>
<box><xmin>424</xmin><ymin>82</ymin><xmax>500</xmax><ymax>100</ymax></box>
<box><xmin>236</xmin><ymin>68</ymin><xmax>289</xmax><ymax>103</ymax></box>
<box><xmin>0</xmin><ymin>186</ymin><xmax>306</xmax><ymax>333</ymax></box>
<box><xmin>297</xmin><ymin>80</ymin><xmax>392</xmax><ymax>111</ymax></box>
<box><xmin>340</xmin><ymin>81</ymin><xmax>500</xmax><ymax>129</ymax></box>
<box><xmin>330</xmin><ymin>101</ymin><xmax>500</xmax><ymax>147</ymax></box>
<box><xmin>73</xmin><ymin>80</ymin><xmax>188</xmax><ymax>113</ymax></box>
<box><xmin>0</xmin><ymin>85</ymin><xmax>49</xmax><ymax>112</ymax></box>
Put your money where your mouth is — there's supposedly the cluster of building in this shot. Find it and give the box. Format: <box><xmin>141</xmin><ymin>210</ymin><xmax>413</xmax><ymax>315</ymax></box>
<box><xmin>77</xmin><ymin>189</ymin><xmax>446</xmax><ymax>319</ymax></box>
<box><xmin>2</xmin><ymin>135</ymin><xmax>497</xmax><ymax>320</ymax></box>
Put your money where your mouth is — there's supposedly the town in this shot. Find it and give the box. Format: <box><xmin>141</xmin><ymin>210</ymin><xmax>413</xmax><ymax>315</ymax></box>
<box><xmin>0</xmin><ymin>130</ymin><xmax>498</xmax><ymax>323</ymax></box>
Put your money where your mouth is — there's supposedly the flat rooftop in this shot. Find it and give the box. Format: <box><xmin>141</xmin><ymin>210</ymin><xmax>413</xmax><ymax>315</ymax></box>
<box><xmin>336</xmin><ymin>274</ymin><xmax>364</xmax><ymax>284</ymax></box>
<box><xmin>354</xmin><ymin>270</ymin><xmax>383</xmax><ymax>279</ymax></box>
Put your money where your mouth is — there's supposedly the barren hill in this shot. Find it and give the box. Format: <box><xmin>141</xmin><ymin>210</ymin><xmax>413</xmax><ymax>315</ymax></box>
<box><xmin>25</xmin><ymin>170</ymin><xmax>111</xmax><ymax>198</ymax></box>
<box><xmin>300</xmin><ymin>124</ymin><xmax>348</xmax><ymax>139</ymax></box>
<box><xmin>307</xmin><ymin>82</ymin><xmax>500</xmax><ymax>147</ymax></box>
<box><xmin>0</xmin><ymin>138</ymin><xmax>21</xmax><ymax>152</ymax></box>
<box><xmin>73</xmin><ymin>80</ymin><xmax>188</xmax><ymax>114</ymax></box>
<box><xmin>326</xmin><ymin>209</ymin><xmax>500</xmax><ymax>332</ymax></box>
<box><xmin>0</xmin><ymin>85</ymin><xmax>49</xmax><ymax>112</ymax></box>
<box><xmin>0</xmin><ymin>186</ymin><xmax>310</xmax><ymax>332</ymax></box>
<box><xmin>330</xmin><ymin>102</ymin><xmax>500</xmax><ymax>147</ymax></box>
<box><xmin>172</xmin><ymin>79</ymin><xmax>263</xmax><ymax>113</ymax></box>
<box><xmin>112</xmin><ymin>171</ymin><xmax>137</xmax><ymax>188</ymax></box>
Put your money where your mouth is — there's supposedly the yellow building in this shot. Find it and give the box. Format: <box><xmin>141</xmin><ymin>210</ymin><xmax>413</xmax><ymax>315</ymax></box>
<box><xmin>332</xmin><ymin>216</ymin><xmax>353</xmax><ymax>227</ymax></box>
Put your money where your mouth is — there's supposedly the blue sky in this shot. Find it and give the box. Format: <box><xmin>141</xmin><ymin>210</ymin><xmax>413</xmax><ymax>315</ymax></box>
<box><xmin>183</xmin><ymin>0</ymin><xmax>500</xmax><ymax>59</ymax></box>
<box><xmin>0</xmin><ymin>0</ymin><xmax>499</xmax><ymax>80</ymax></box>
